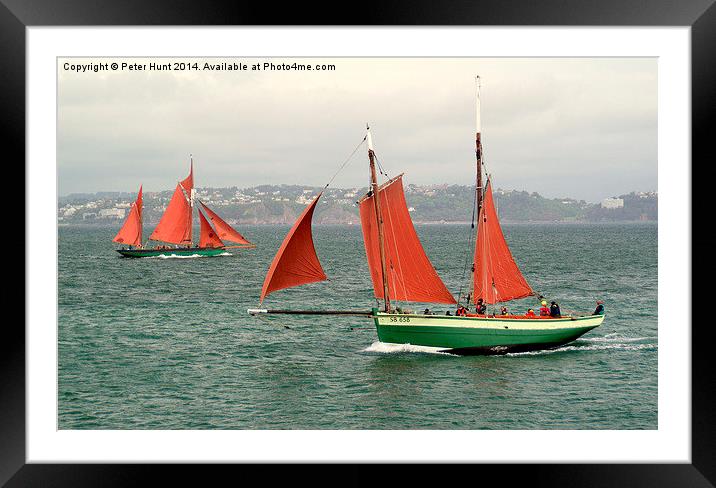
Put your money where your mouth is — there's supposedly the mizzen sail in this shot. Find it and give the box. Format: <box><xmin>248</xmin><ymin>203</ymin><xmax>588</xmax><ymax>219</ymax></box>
<box><xmin>359</xmin><ymin>175</ymin><xmax>456</xmax><ymax>305</ymax></box>
<box><xmin>259</xmin><ymin>194</ymin><xmax>327</xmax><ymax>303</ymax></box>
<box><xmin>473</xmin><ymin>181</ymin><xmax>533</xmax><ymax>304</ymax></box>
<box><xmin>149</xmin><ymin>183</ymin><xmax>192</xmax><ymax>245</ymax></box>
<box><xmin>198</xmin><ymin>209</ymin><xmax>224</xmax><ymax>248</ymax></box>
<box><xmin>113</xmin><ymin>185</ymin><xmax>143</xmax><ymax>247</ymax></box>
<box><xmin>199</xmin><ymin>201</ymin><xmax>253</xmax><ymax>246</ymax></box>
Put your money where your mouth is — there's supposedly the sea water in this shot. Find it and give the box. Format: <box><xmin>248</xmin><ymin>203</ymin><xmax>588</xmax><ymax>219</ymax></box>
<box><xmin>58</xmin><ymin>222</ymin><xmax>657</xmax><ymax>429</ymax></box>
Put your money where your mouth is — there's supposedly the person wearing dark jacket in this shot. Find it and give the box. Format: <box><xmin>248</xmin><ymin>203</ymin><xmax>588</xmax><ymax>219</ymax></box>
<box><xmin>475</xmin><ymin>298</ymin><xmax>487</xmax><ymax>315</ymax></box>
<box><xmin>549</xmin><ymin>301</ymin><xmax>561</xmax><ymax>317</ymax></box>
<box><xmin>593</xmin><ymin>300</ymin><xmax>605</xmax><ymax>315</ymax></box>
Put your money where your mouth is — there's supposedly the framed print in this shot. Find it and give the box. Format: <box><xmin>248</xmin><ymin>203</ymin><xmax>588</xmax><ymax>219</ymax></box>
<box><xmin>6</xmin><ymin>0</ymin><xmax>711</xmax><ymax>485</ymax></box>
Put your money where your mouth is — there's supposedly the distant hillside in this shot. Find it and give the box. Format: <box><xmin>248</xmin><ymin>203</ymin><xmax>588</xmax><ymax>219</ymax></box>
<box><xmin>58</xmin><ymin>185</ymin><xmax>657</xmax><ymax>225</ymax></box>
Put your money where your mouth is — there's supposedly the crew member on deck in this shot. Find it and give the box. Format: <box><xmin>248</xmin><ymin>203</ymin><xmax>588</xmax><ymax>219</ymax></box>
<box><xmin>526</xmin><ymin>308</ymin><xmax>536</xmax><ymax>317</ymax></box>
<box><xmin>500</xmin><ymin>306</ymin><xmax>508</xmax><ymax>315</ymax></box>
<box><xmin>593</xmin><ymin>300</ymin><xmax>605</xmax><ymax>315</ymax></box>
<box><xmin>549</xmin><ymin>301</ymin><xmax>561</xmax><ymax>317</ymax></box>
<box><xmin>476</xmin><ymin>298</ymin><xmax>487</xmax><ymax>315</ymax></box>
<box><xmin>539</xmin><ymin>300</ymin><xmax>550</xmax><ymax>316</ymax></box>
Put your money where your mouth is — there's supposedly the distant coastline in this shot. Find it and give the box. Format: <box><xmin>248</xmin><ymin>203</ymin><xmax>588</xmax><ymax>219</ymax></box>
<box><xmin>59</xmin><ymin>184</ymin><xmax>657</xmax><ymax>226</ymax></box>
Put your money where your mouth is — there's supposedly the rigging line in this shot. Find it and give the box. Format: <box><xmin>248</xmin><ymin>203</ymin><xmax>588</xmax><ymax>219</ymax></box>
<box><xmin>324</xmin><ymin>135</ymin><xmax>367</xmax><ymax>189</ymax></box>
<box><xmin>456</xmin><ymin>179</ymin><xmax>479</xmax><ymax>307</ymax></box>
<box><xmin>374</xmin><ymin>154</ymin><xmax>389</xmax><ymax>178</ymax></box>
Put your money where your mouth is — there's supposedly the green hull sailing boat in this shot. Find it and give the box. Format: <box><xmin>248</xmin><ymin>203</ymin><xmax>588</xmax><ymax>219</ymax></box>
<box><xmin>249</xmin><ymin>78</ymin><xmax>604</xmax><ymax>354</ymax></box>
<box><xmin>113</xmin><ymin>158</ymin><xmax>254</xmax><ymax>258</ymax></box>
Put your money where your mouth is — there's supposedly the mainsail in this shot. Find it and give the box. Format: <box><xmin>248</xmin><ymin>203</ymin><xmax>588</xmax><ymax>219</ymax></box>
<box><xmin>199</xmin><ymin>201</ymin><xmax>253</xmax><ymax>246</ymax></box>
<box><xmin>473</xmin><ymin>181</ymin><xmax>533</xmax><ymax>303</ymax></box>
<box><xmin>149</xmin><ymin>183</ymin><xmax>192</xmax><ymax>245</ymax></box>
<box><xmin>259</xmin><ymin>194</ymin><xmax>327</xmax><ymax>303</ymax></box>
<box><xmin>113</xmin><ymin>185</ymin><xmax>143</xmax><ymax>247</ymax></box>
<box><xmin>359</xmin><ymin>175</ymin><xmax>456</xmax><ymax>305</ymax></box>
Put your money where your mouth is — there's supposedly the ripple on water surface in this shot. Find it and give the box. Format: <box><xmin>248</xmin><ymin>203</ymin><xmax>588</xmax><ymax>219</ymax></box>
<box><xmin>59</xmin><ymin>223</ymin><xmax>657</xmax><ymax>429</ymax></box>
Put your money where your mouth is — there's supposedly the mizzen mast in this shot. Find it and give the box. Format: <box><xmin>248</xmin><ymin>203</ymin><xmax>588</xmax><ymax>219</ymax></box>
<box><xmin>188</xmin><ymin>155</ymin><xmax>195</xmax><ymax>244</ymax></box>
<box><xmin>475</xmin><ymin>76</ymin><xmax>484</xmax><ymax>219</ymax></box>
<box><xmin>468</xmin><ymin>76</ymin><xmax>485</xmax><ymax>306</ymax></box>
<box><xmin>366</xmin><ymin>125</ymin><xmax>391</xmax><ymax>313</ymax></box>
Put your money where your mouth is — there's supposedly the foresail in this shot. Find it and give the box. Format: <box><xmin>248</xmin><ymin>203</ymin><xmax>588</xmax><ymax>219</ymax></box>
<box><xmin>359</xmin><ymin>175</ymin><xmax>456</xmax><ymax>305</ymax></box>
<box><xmin>149</xmin><ymin>183</ymin><xmax>193</xmax><ymax>245</ymax></box>
<box><xmin>473</xmin><ymin>181</ymin><xmax>533</xmax><ymax>303</ymax></box>
<box><xmin>198</xmin><ymin>210</ymin><xmax>224</xmax><ymax>248</ymax></box>
<box><xmin>199</xmin><ymin>201</ymin><xmax>252</xmax><ymax>245</ymax></box>
<box><xmin>259</xmin><ymin>194</ymin><xmax>327</xmax><ymax>303</ymax></box>
<box><xmin>113</xmin><ymin>185</ymin><xmax>142</xmax><ymax>247</ymax></box>
<box><xmin>113</xmin><ymin>204</ymin><xmax>142</xmax><ymax>247</ymax></box>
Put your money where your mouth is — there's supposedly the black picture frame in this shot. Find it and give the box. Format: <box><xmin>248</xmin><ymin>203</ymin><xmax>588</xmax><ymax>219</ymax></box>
<box><xmin>5</xmin><ymin>0</ymin><xmax>709</xmax><ymax>485</ymax></box>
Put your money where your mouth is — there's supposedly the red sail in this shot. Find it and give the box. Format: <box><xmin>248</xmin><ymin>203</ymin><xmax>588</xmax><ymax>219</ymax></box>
<box><xmin>199</xmin><ymin>201</ymin><xmax>252</xmax><ymax>245</ymax></box>
<box><xmin>113</xmin><ymin>186</ymin><xmax>142</xmax><ymax>247</ymax></box>
<box><xmin>473</xmin><ymin>181</ymin><xmax>533</xmax><ymax>304</ymax></box>
<box><xmin>260</xmin><ymin>194</ymin><xmax>327</xmax><ymax>303</ymax></box>
<box><xmin>198</xmin><ymin>210</ymin><xmax>224</xmax><ymax>248</ymax></box>
<box><xmin>135</xmin><ymin>185</ymin><xmax>143</xmax><ymax>218</ymax></box>
<box><xmin>359</xmin><ymin>175</ymin><xmax>456</xmax><ymax>305</ymax></box>
<box><xmin>180</xmin><ymin>160</ymin><xmax>193</xmax><ymax>194</ymax></box>
<box><xmin>149</xmin><ymin>183</ymin><xmax>193</xmax><ymax>245</ymax></box>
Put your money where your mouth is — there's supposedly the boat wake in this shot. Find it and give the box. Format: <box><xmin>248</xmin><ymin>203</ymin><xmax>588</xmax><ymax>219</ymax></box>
<box><xmin>361</xmin><ymin>334</ymin><xmax>657</xmax><ymax>358</ymax></box>
<box><xmin>148</xmin><ymin>252</ymin><xmax>233</xmax><ymax>259</ymax></box>
<box><xmin>362</xmin><ymin>341</ymin><xmax>457</xmax><ymax>356</ymax></box>
<box><xmin>580</xmin><ymin>333</ymin><xmax>656</xmax><ymax>343</ymax></box>
<box><xmin>504</xmin><ymin>340</ymin><xmax>657</xmax><ymax>357</ymax></box>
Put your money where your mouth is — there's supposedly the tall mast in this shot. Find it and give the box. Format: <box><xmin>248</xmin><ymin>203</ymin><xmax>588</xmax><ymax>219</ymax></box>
<box><xmin>189</xmin><ymin>155</ymin><xmax>194</xmax><ymax>244</ymax></box>
<box><xmin>138</xmin><ymin>184</ymin><xmax>143</xmax><ymax>248</ymax></box>
<box><xmin>367</xmin><ymin>125</ymin><xmax>391</xmax><ymax>312</ymax></box>
<box><xmin>475</xmin><ymin>76</ymin><xmax>484</xmax><ymax>216</ymax></box>
<box><xmin>469</xmin><ymin>76</ymin><xmax>484</xmax><ymax>306</ymax></box>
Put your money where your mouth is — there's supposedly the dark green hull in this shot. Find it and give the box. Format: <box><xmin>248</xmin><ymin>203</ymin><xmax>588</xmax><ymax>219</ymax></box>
<box><xmin>374</xmin><ymin>312</ymin><xmax>605</xmax><ymax>355</ymax></box>
<box><xmin>116</xmin><ymin>247</ymin><xmax>228</xmax><ymax>258</ymax></box>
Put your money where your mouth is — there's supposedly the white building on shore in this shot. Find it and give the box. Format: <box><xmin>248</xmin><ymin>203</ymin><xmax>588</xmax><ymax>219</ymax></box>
<box><xmin>601</xmin><ymin>197</ymin><xmax>624</xmax><ymax>209</ymax></box>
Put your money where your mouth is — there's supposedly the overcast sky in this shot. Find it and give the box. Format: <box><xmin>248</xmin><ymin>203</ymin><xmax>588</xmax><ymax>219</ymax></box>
<box><xmin>58</xmin><ymin>57</ymin><xmax>656</xmax><ymax>202</ymax></box>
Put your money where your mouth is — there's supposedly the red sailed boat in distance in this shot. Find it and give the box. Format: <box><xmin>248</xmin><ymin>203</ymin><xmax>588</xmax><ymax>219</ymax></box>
<box><xmin>114</xmin><ymin>157</ymin><xmax>255</xmax><ymax>258</ymax></box>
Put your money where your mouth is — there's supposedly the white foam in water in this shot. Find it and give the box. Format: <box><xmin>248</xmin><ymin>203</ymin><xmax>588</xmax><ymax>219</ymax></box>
<box><xmin>148</xmin><ymin>252</ymin><xmax>233</xmax><ymax>259</ymax></box>
<box><xmin>581</xmin><ymin>334</ymin><xmax>656</xmax><ymax>343</ymax></box>
<box><xmin>363</xmin><ymin>336</ymin><xmax>657</xmax><ymax>358</ymax></box>
<box><xmin>505</xmin><ymin>341</ymin><xmax>657</xmax><ymax>357</ymax></box>
<box><xmin>362</xmin><ymin>341</ymin><xmax>457</xmax><ymax>356</ymax></box>
<box><xmin>155</xmin><ymin>254</ymin><xmax>204</xmax><ymax>259</ymax></box>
